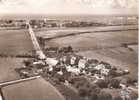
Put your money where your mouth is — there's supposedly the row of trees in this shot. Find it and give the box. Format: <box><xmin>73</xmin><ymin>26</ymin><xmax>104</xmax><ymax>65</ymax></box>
<box><xmin>63</xmin><ymin>21</ymin><xmax>106</xmax><ymax>27</ymax></box>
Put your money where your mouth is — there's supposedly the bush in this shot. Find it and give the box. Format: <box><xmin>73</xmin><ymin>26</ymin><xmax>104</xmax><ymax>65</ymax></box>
<box><xmin>109</xmin><ymin>79</ymin><xmax>120</xmax><ymax>88</ymax></box>
<box><xmin>53</xmin><ymin>73</ymin><xmax>65</xmax><ymax>82</ymax></box>
<box><xmin>108</xmin><ymin>69</ymin><xmax>119</xmax><ymax>77</ymax></box>
<box><xmin>74</xmin><ymin>81</ymin><xmax>84</xmax><ymax>89</ymax></box>
<box><xmin>88</xmin><ymin>84</ymin><xmax>100</xmax><ymax>100</ymax></box>
<box><xmin>71</xmin><ymin>76</ymin><xmax>87</xmax><ymax>85</ymax></box>
<box><xmin>130</xmin><ymin>92</ymin><xmax>138</xmax><ymax>100</ymax></box>
<box><xmin>88</xmin><ymin>92</ymin><xmax>98</xmax><ymax>100</ymax></box>
<box><xmin>23</xmin><ymin>60</ymin><xmax>31</xmax><ymax>66</ymax></box>
<box><xmin>89</xmin><ymin>84</ymin><xmax>101</xmax><ymax>94</ymax></box>
<box><xmin>78</xmin><ymin>86</ymin><xmax>89</xmax><ymax>97</ymax></box>
<box><xmin>97</xmin><ymin>91</ymin><xmax>112</xmax><ymax>100</ymax></box>
<box><xmin>68</xmin><ymin>77</ymin><xmax>75</xmax><ymax>84</ymax></box>
<box><xmin>114</xmin><ymin>96</ymin><xmax>123</xmax><ymax>100</ymax></box>
<box><xmin>125</xmin><ymin>76</ymin><xmax>137</xmax><ymax>85</ymax></box>
<box><xmin>96</xmin><ymin>79</ymin><xmax>109</xmax><ymax>88</ymax></box>
<box><xmin>88</xmin><ymin>59</ymin><xmax>99</xmax><ymax>65</ymax></box>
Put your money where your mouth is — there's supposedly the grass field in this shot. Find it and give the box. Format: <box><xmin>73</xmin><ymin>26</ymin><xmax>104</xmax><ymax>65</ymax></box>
<box><xmin>0</xmin><ymin>58</ymin><xmax>26</xmax><ymax>83</ymax></box>
<box><xmin>0</xmin><ymin>29</ymin><xmax>34</xmax><ymax>83</ymax></box>
<box><xmin>36</xmin><ymin>25</ymin><xmax>138</xmax><ymax>39</ymax></box>
<box><xmin>2</xmin><ymin>77</ymin><xmax>64</xmax><ymax>100</ymax></box>
<box><xmin>44</xmin><ymin>29</ymin><xmax>137</xmax><ymax>49</ymax></box>
<box><xmin>0</xmin><ymin>29</ymin><xmax>34</xmax><ymax>56</ymax></box>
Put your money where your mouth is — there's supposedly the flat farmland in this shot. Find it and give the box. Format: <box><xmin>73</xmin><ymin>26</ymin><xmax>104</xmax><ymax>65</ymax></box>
<box><xmin>36</xmin><ymin>25</ymin><xmax>137</xmax><ymax>39</ymax></box>
<box><xmin>0</xmin><ymin>29</ymin><xmax>34</xmax><ymax>56</ymax></box>
<box><xmin>0</xmin><ymin>29</ymin><xmax>34</xmax><ymax>83</ymax></box>
<box><xmin>2</xmin><ymin>77</ymin><xmax>64</xmax><ymax>100</ymax></box>
<box><xmin>0</xmin><ymin>57</ymin><xmax>26</xmax><ymax>83</ymax></box>
<box><xmin>44</xmin><ymin>30</ymin><xmax>137</xmax><ymax>49</ymax></box>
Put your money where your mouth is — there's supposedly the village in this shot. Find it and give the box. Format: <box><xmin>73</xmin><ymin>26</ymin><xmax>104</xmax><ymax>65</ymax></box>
<box><xmin>15</xmin><ymin>45</ymin><xmax>138</xmax><ymax>100</ymax></box>
<box><xmin>0</xmin><ymin>15</ymin><xmax>138</xmax><ymax>100</ymax></box>
<box><xmin>0</xmin><ymin>0</ymin><xmax>138</xmax><ymax>100</ymax></box>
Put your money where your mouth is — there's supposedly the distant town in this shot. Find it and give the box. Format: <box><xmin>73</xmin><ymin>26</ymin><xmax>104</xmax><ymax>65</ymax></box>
<box><xmin>0</xmin><ymin>16</ymin><xmax>138</xmax><ymax>30</ymax></box>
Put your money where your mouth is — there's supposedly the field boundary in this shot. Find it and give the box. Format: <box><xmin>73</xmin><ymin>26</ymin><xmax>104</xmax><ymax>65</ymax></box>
<box><xmin>44</xmin><ymin>28</ymin><xmax>138</xmax><ymax>40</ymax></box>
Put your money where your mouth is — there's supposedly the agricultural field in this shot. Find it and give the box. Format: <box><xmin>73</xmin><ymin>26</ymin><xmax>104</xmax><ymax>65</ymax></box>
<box><xmin>2</xmin><ymin>77</ymin><xmax>64</xmax><ymax>100</ymax></box>
<box><xmin>0</xmin><ymin>29</ymin><xmax>34</xmax><ymax>83</ymax></box>
<box><xmin>0</xmin><ymin>57</ymin><xmax>26</xmax><ymax>83</ymax></box>
<box><xmin>0</xmin><ymin>25</ymin><xmax>138</xmax><ymax>100</ymax></box>
<box><xmin>0</xmin><ymin>29</ymin><xmax>34</xmax><ymax>56</ymax></box>
<box><xmin>44</xmin><ymin>30</ymin><xmax>137</xmax><ymax>49</ymax></box>
<box><xmin>36</xmin><ymin>25</ymin><xmax>137</xmax><ymax>39</ymax></box>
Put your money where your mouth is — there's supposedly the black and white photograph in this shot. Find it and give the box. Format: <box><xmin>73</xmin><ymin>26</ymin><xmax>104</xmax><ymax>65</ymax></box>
<box><xmin>0</xmin><ymin>0</ymin><xmax>138</xmax><ymax>100</ymax></box>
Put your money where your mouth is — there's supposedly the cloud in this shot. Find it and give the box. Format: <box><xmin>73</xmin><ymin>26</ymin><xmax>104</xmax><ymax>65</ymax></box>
<box><xmin>0</xmin><ymin>0</ymin><xmax>138</xmax><ymax>15</ymax></box>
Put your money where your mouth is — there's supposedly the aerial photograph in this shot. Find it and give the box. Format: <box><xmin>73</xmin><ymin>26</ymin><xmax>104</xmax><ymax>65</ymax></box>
<box><xmin>0</xmin><ymin>0</ymin><xmax>138</xmax><ymax>100</ymax></box>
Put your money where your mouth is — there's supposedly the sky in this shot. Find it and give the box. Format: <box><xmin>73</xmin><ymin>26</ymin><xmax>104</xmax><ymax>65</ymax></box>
<box><xmin>0</xmin><ymin>0</ymin><xmax>138</xmax><ymax>15</ymax></box>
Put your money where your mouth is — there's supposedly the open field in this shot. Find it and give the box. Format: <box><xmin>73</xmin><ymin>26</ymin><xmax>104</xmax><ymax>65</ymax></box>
<box><xmin>36</xmin><ymin>25</ymin><xmax>138</xmax><ymax>39</ymax></box>
<box><xmin>0</xmin><ymin>58</ymin><xmax>26</xmax><ymax>83</ymax></box>
<box><xmin>38</xmin><ymin>25</ymin><xmax>138</xmax><ymax>79</ymax></box>
<box><xmin>2</xmin><ymin>77</ymin><xmax>64</xmax><ymax>100</ymax></box>
<box><xmin>44</xmin><ymin>30</ymin><xmax>137</xmax><ymax>49</ymax></box>
<box><xmin>0</xmin><ymin>29</ymin><xmax>34</xmax><ymax>83</ymax></box>
<box><xmin>0</xmin><ymin>29</ymin><xmax>34</xmax><ymax>56</ymax></box>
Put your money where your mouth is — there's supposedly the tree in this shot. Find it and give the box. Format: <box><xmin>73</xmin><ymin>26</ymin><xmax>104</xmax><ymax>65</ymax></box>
<box><xmin>108</xmin><ymin>69</ymin><xmax>118</xmax><ymax>77</ymax></box>
<box><xmin>97</xmin><ymin>91</ymin><xmax>112</xmax><ymax>100</ymax></box>
<box><xmin>130</xmin><ymin>91</ymin><xmax>138</xmax><ymax>100</ymax></box>
<box><xmin>114</xmin><ymin>96</ymin><xmax>123</xmax><ymax>100</ymax></box>
<box><xmin>88</xmin><ymin>84</ymin><xmax>100</xmax><ymax>100</ymax></box>
<box><xmin>89</xmin><ymin>83</ymin><xmax>101</xmax><ymax>94</ymax></box>
<box><xmin>109</xmin><ymin>79</ymin><xmax>120</xmax><ymax>88</ymax></box>
<box><xmin>125</xmin><ymin>76</ymin><xmax>137</xmax><ymax>85</ymax></box>
<box><xmin>23</xmin><ymin>60</ymin><xmax>31</xmax><ymax>66</ymax></box>
<box><xmin>74</xmin><ymin>80</ymin><xmax>85</xmax><ymax>89</ymax></box>
<box><xmin>88</xmin><ymin>92</ymin><xmax>98</xmax><ymax>100</ymax></box>
<box><xmin>78</xmin><ymin>86</ymin><xmax>89</xmax><ymax>97</ymax></box>
<box><xmin>96</xmin><ymin>79</ymin><xmax>109</xmax><ymax>88</ymax></box>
